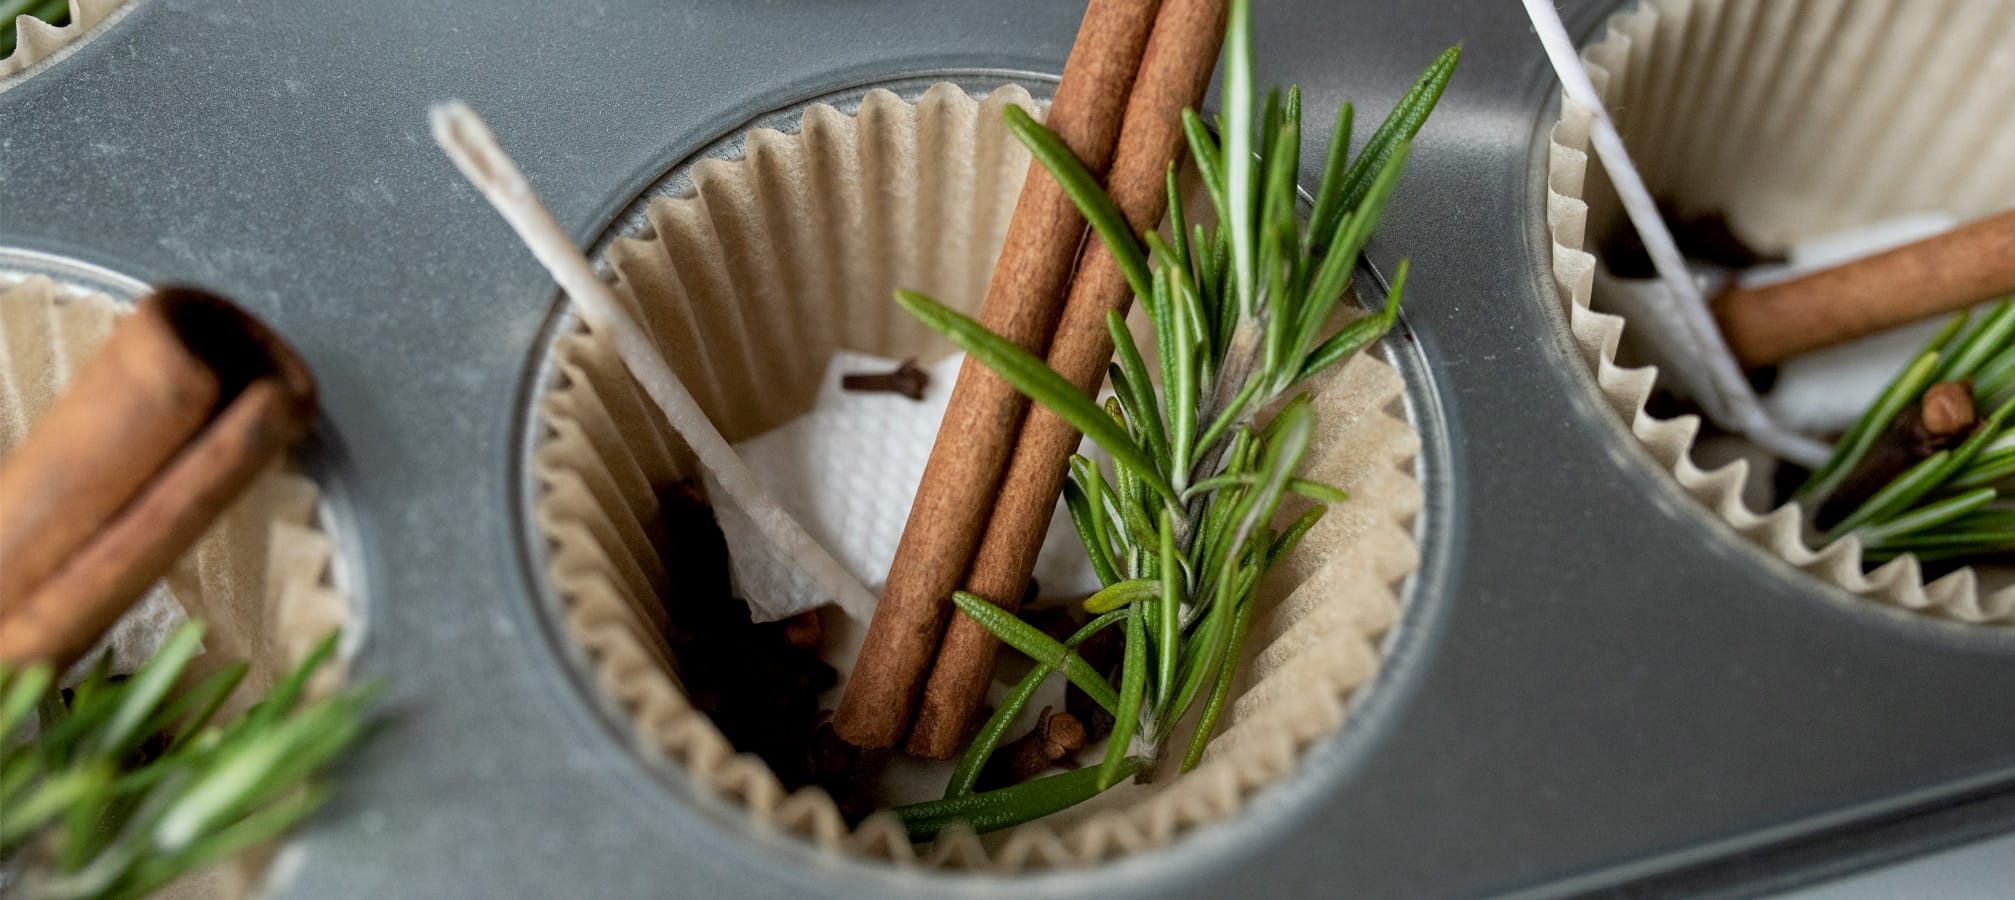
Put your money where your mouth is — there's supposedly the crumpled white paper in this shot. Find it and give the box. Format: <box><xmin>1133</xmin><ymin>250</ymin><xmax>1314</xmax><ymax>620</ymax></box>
<box><xmin>62</xmin><ymin>585</ymin><xmax>188</xmax><ymax>686</ymax></box>
<box><xmin>707</xmin><ymin>350</ymin><xmax>1104</xmax><ymax>622</ymax></box>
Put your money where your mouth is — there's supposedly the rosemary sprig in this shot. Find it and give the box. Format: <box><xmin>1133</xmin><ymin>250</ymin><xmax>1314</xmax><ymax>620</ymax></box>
<box><xmin>1</xmin><ymin>622</ymin><xmax>373</xmax><ymax>899</ymax></box>
<box><xmin>892</xmin><ymin>0</ymin><xmax>1455</xmax><ymax>837</ymax></box>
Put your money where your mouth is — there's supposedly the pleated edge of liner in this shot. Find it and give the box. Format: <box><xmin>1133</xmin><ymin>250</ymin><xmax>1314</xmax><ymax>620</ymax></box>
<box><xmin>1</xmin><ymin>0</ymin><xmax>135</xmax><ymax>86</ymax></box>
<box><xmin>1540</xmin><ymin>38</ymin><xmax>2015</xmax><ymax>626</ymax></box>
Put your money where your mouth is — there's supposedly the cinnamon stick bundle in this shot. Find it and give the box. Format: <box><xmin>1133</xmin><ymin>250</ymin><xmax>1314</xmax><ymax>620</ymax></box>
<box><xmin>833</xmin><ymin>0</ymin><xmax>1164</xmax><ymax>750</ymax></box>
<box><xmin>0</xmin><ymin>288</ymin><xmax>315</xmax><ymax>669</ymax></box>
<box><xmin>906</xmin><ymin>0</ymin><xmax>1228</xmax><ymax>759</ymax></box>
<box><xmin>1714</xmin><ymin>208</ymin><xmax>2015</xmax><ymax>367</ymax></box>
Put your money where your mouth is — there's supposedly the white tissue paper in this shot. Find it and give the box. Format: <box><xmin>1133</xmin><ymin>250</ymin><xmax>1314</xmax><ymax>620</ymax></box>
<box><xmin>62</xmin><ymin>585</ymin><xmax>187</xmax><ymax>686</ymax></box>
<box><xmin>707</xmin><ymin>350</ymin><xmax>1105</xmax><ymax>623</ymax></box>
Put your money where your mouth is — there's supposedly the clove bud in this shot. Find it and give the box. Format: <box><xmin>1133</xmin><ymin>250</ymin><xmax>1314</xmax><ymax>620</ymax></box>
<box><xmin>976</xmin><ymin>706</ymin><xmax>1087</xmax><ymax>791</ymax></box>
<box><xmin>782</xmin><ymin>609</ymin><xmax>824</xmax><ymax>653</ymax></box>
<box><xmin>1814</xmin><ymin>380</ymin><xmax>1980</xmax><ymax>528</ymax></box>
<box><xmin>1921</xmin><ymin>381</ymin><xmax>1976</xmax><ymax>437</ymax></box>
<box><xmin>840</xmin><ymin>358</ymin><xmax>929</xmax><ymax>400</ymax></box>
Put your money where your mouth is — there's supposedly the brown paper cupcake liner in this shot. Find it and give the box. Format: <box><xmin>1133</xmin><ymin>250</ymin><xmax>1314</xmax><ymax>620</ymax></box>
<box><xmin>0</xmin><ymin>273</ymin><xmax>355</xmax><ymax>686</ymax></box>
<box><xmin>1543</xmin><ymin>0</ymin><xmax>2015</xmax><ymax>623</ymax></box>
<box><xmin>530</xmin><ymin>81</ymin><xmax>1424</xmax><ymax>868</ymax></box>
<box><xmin>0</xmin><ymin>272</ymin><xmax>355</xmax><ymax>893</ymax></box>
<box><xmin>1</xmin><ymin>0</ymin><xmax>132</xmax><ymax>82</ymax></box>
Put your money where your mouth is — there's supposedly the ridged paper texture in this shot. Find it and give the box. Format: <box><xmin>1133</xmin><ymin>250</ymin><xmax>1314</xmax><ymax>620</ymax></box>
<box><xmin>1</xmin><ymin>0</ymin><xmax>129</xmax><ymax>80</ymax></box>
<box><xmin>531</xmin><ymin>83</ymin><xmax>1425</xmax><ymax>868</ymax></box>
<box><xmin>1543</xmin><ymin>0</ymin><xmax>2015</xmax><ymax>622</ymax></box>
<box><xmin>0</xmin><ymin>275</ymin><xmax>353</xmax><ymax>689</ymax></box>
<box><xmin>0</xmin><ymin>274</ymin><xmax>354</xmax><ymax>893</ymax></box>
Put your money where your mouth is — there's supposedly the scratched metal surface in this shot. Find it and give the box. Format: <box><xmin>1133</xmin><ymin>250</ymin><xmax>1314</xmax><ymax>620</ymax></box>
<box><xmin>1</xmin><ymin>1</ymin><xmax>2011</xmax><ymax>897</ymax></box>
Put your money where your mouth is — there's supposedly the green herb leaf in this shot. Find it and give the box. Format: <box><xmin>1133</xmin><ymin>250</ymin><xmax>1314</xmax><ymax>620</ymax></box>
<box><xmin>1222</xmin><ymin>0</ymin><xmax>1256</xmax><ymax>315</ymax></box>
<box><xmin>896</xmin><ymin>758</ymin><xmax>1149</xmax><ymax>841</ymax></box>
<box><xmin>1083</xmin><ymin>578</ymin><xmax>1162</xmax><ymax>614</ymax></box>
<box><xmin>1859</xmin><ymin>488</ymin><xmax>2000</xmax><ymax>548</ymax></box>
<box><xmin>951</xmin><ymin>591</ymin><xmax>1120</xmax><ymax>714</ymax></box>
<box><xmin>1157</xmin><ymin>507</ymin><xmax>1181</xmax><ymax>701</ymax></box>
<box><xmin>1800</xmin><ymin>347</ymin><xmax>1947</xmax><ymax>503</ymax></box>
<box><xmin>1321</xmin><ymin>45</ymin><xmax>1460</xmax><ymax>247</ymax></box>
<box><xmin>1003</xmin><ymin>106</ymin><xmax>1152</xmax><ymax>300</ymax></box>
<box><xmin>1183</xmin><ymin>592</ymin><xmax>1255</xmax><ymax>772</ymax></box>
<box><xmin>91</xmin><ymin>624</ymin><xmax>206</xmax><ymax>758</ymax></box>
<box><xmin>1099</xmin><ymin>597</ymin><xmax>1149</xmax><ymax>790</ymax></box>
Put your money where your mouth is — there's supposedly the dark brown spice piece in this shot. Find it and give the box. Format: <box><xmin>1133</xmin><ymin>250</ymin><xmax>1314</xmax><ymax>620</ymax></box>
<box><xmin>652</xmin><ymin>482</ymin><xmax>839</xmax><ymax>793</ymax></box>
<box><xmin>782</xmin><ymin>610</ymin><xmax>825</xmax><ymax>653</ymax></box>
<box><xmin>1599</xmin><ymin>201</ymin><xmax>1784</xmax><ymax>280</ymax></box>
<box><xmin>805</xmin><ymin>722</ymin><xmax>877</xmax><ymax>823</ymax></box>
<box><xmin>975</xmin><ymin>706</ymin><xmax>1089</xmax><ymax>791</ymax></box>
<box><xmin>1814</xmin><ymin>381</ymin><xmax>1979</xmax><ymax>528</ymax></box>
<box><xmin>840</xmin><ymin>358</ymin><xmax>930</xmax><ymax>401</ymax></box>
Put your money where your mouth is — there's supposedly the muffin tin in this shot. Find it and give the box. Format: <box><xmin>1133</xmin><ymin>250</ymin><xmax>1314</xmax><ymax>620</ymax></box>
<box><xmin>2</xmin><ymin>0</ymin><xmax>2012</xmax><ymax>896</ymax></box>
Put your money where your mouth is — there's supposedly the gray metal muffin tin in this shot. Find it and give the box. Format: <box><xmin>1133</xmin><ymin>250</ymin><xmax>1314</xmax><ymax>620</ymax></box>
<box><xmin>2</xmin><ymin>0</ymin><xmax>2012</xmax><ymax>896</ymax></box>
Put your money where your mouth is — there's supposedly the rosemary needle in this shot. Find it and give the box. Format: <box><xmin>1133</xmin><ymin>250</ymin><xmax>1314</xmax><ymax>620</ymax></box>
<box><xmin>0</xmin><ymin>623</ymin><xmax>373</xmax><ymax>896</ymax></box>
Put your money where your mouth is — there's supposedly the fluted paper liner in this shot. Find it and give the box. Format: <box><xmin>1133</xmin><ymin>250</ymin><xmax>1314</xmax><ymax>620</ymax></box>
<box><xmin>1</xmin><ymin>0</ymin><xmax>131</xmax><ymax>81</ymax></box>
<box><xmin>0</xmin><ymin>274</ymin><xmax>352</xmax><ymax>688</ymax></box>
<box><xmin>1544</xmin><ymin>0</ymin><xmax>2015</xmax><ymax>623</ymax></box>
<box><xmin>531</xmin><ymin>82</ymin><xmax>1424</xmax><ymax>868</ymax></box>
<box><xmin>0</xmin><ymin>274</ymin><xmax>354</xmax><ymax>893</ymax></box>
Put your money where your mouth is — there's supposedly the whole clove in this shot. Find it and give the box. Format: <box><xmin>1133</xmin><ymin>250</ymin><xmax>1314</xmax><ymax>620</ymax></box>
<box><xmin>1921</xmin><ymin>381</ymin><xmax>1977</xmax><ymax>436</ymax></box>
<box><xmin>975</xmin><ymin>706</ymin><xmax>1088</xmax><ymax>791</ymax></box>
<box><xmin>1814</xmin><ymin>381</ymin><xmax>1978</xmax><ymax>528</ymax></box>
<box><xmin>839</xmin><ymin>359</ymin><xmax>930</xmax><ymax>401</ymax></box>
<box><xmin>782</xmin><ymin>610</ymin><xmax>825</xmax><ymax>653</ymax></box>
<box><xmin>652</xmin><ymin>482</ymin><xmax>840</xmax><ymax>793</ymax></box>
<box><xmin>805</xmin><ymin>722</ymin><xmax>877</xmax><ymax>823</ymax></box>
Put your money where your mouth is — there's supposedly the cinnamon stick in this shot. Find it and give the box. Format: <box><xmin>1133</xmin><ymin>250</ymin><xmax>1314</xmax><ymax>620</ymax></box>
<box><xmin>1714</xmin><ymin>209</ymin><xmax>2015</xmax><ymax>367</ymax></box>
<box><xmin>907</xmin><ymin>0</ymin><xmax>1228</xmax><ymax>759</ymax></box>
<box><xmin>0</xmin><ymin>298</ymin><xmax>220</xmax><ymax>606</ymax></box>
<box><xmin>0</xmin><ymin>288</ymin><xmax>315</xmax><ymax>669</ymax></box>
<box><xmin>833</xmin><ymin>0</ymin><xmax>1163</xmax><ymax>750</ymax></box>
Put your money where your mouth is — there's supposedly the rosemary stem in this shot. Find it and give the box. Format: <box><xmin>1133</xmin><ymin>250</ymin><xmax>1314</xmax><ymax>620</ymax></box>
<box><xmin>1180</xmin><ymin>319</ymin><xmax>1268</xmax><ymax>544</ymax></box>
